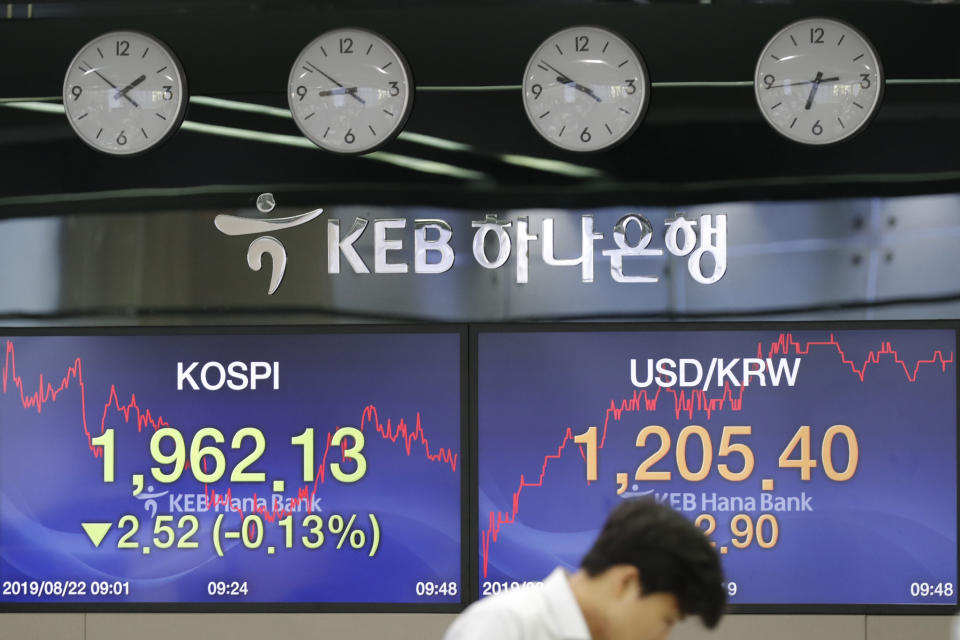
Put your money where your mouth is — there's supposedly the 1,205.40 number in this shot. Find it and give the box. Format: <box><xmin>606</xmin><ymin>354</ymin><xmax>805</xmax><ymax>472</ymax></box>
<box><xmin>573</xmin><ymin>424</ymin><xmax>859</xmax><ymax>487</ymax></box>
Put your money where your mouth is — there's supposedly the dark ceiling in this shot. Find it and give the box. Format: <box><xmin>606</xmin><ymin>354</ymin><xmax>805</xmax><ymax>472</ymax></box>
<box><xmin>2</xmin><ymin>1</ymin><xmax>960</xmax><ymax>217</ymax></box>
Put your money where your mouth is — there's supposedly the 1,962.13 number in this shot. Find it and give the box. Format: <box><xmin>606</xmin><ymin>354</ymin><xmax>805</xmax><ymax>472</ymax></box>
<box><xmin>92</xmin><ymin>425</ymin><xmax>367</xmax><ymax>486</ymax></box>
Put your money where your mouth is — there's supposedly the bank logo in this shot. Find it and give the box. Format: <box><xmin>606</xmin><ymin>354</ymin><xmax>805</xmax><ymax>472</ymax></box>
<box><xmin>214</xmin><ymin>193</ymin><xmax>324</xmax><ymax>295</ymax></box>
<box><xmin>135</xmin><ymin>485</ymin><xmax>169</xmax><ymax>519</ymax></box>
<box><xmin>214</xmin><ymin>194</ymin><xmax>728</xmax><ymax>295</ymax></box>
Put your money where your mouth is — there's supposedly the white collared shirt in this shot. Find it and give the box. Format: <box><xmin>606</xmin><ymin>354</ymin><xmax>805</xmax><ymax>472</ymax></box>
<box><xmin>443</xmin><ymin>568</ymin><xmax>592</xmax><ymax>640</ymax></box>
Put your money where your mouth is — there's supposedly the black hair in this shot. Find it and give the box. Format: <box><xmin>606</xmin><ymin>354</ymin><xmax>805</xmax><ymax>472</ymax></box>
<box><xmin>580</xmin><ymin>498</ymin><xmax>726</xmax><ymax>628</ymax></box>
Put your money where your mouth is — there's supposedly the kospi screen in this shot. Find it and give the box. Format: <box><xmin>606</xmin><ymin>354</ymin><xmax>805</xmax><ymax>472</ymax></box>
<box><xmin>476</xmin><ymin>325</ymin><xmax>958</xmax><ymax>609</ymax></box>
<box><xmin>0</xmin><ymin>328</ymin><xmax>464</xmax><ymax>610</ymax></box>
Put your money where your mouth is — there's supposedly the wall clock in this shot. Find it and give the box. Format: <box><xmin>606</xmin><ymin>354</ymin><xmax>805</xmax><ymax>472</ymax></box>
<box><xmin>754</xmin><ymin>17</ymin><xmax>883</xmax><ymax>145</ymax></box>
<box><xmin>63</xmin><ymin>31</ymin><xmax>188</xmax><ymax>155</ymax></box>
<box><xmin>288</xmin><ymin>28</ymin><xmax>414</xmax><ymax>154</ymax></box>
<box><xmin>522</xmin><ymin>25</ymin><xmax>650</xmax><ymax>152</ymax></box>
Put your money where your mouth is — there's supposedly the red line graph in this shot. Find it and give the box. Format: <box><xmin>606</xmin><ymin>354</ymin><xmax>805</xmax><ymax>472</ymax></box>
<box><xmin>1</xmin><ymin>339</ymin><xmax>458</xmax><ymax>525</ymax></box>
<box><xmin>481</xmin><ymin>332</ymin><xmax>954</xmax><ymax>577</ymax></box>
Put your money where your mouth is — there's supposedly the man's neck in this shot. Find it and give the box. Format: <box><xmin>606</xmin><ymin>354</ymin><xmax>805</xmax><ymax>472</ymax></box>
<box><xmin>567</xmin><ymin>570</ymin><xmax>603</xmax><ymax>640</ymax></box>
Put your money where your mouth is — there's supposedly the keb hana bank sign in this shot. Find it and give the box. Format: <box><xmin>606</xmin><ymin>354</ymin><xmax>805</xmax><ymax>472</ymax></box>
<box><xmin>214</xmin><ymin>194</ymin><xmax>727</xmax><ymax>295</ymax></box>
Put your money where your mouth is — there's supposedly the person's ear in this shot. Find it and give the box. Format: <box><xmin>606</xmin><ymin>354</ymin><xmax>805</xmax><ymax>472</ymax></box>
<box><xmin>615</xmin><ymin>565</ymin><xmax>642</xmax><ymax>598</ymax></box>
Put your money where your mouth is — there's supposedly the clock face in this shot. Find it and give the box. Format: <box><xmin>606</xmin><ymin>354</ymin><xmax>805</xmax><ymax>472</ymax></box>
<box><xmin>63</xmin><ymin>31</ymin><xmax>187</xmax><ymax>155</ymax></box>
<box><xmin>754</xmin><ymin>18</ymin><xmax>883</xmax><ymax>145</ymax></box>
<box><xmin>522</xmin><ymin>26</ymin><xmax>650</xmax><ymax>152</ymax></box>
<box><xmin>288</xmin><ymin>28</ymin><xmax>414</xmax><ymax>154</ymax></box>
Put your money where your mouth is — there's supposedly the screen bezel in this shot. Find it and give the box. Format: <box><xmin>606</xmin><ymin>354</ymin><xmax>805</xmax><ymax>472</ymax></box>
<box><xmin>0</xmin><ymin>324</ymin><xmax>471</xmax><ymax>614</ymax></box>
<box><xmin>469</xmin><ymin>319</ymin><xmax>960</xmax><ymax>615</ymax></box>
<box><xmin>2</xmin><ymin>321</ymin><xmax>956</xmax><ymax>614</ymax></box>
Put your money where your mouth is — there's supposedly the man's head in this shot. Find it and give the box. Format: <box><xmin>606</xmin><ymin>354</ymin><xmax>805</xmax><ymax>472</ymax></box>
<box><xmin>571</xmin><ymin>499</ymin><xmax>725</xmax><ymax>640</ymax></box>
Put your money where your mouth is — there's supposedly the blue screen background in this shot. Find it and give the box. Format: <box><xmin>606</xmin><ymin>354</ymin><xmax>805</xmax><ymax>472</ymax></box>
<box><xmin>477</xmin><ymin>329</ymin><xmax>957</xmax><ymax>605</ymax></box>
<box><xmin>0</xmin><ymin>331</ymin><xmax>462</xmax><ymax>604</ymax></box>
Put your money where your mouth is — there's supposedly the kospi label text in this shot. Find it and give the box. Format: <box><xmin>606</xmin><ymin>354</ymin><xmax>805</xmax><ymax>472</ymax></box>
<box><xmin>176</xmin><ymin>361</ymin><xmax>280</xmax><ymax>391</ymax></box>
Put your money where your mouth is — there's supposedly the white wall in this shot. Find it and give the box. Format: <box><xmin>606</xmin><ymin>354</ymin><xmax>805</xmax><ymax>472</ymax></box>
<box><xmin>0</xmin><ymin>613</ymin><xmax>955</xmax><ymax>640</ymax></box>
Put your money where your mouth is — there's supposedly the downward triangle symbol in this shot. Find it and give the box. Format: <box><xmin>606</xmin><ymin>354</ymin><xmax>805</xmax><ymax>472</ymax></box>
<box><xmin>81</xmin><ymin>522</ymin><xmax>112</xmax><ymax>548</ymax></box>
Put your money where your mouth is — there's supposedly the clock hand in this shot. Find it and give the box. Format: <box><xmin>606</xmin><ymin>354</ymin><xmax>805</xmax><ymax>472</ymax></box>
<box><xmin>115</xmin><ymin>74</ymin><xmax>146</xmax><ymax>100</ymax></box>
<box><xmin>768</xmin><ymin>76</ymin><xmax>840</xmax><ymax>89</ymax></box>
<box><xmin>93</xmin><ymin>70</ymin><xmax>140</xmax><ymax>107</ymax></box>
<box><xmin>318</xmin><ymin>87</ymin><xmax>360</xmax><ymax>98</ymax></box>
<box><xmin>805</xmin><ymin>71</ymin><xmax>824</xmax><ymax>110</ymax></box>
<box><xmin>305</xmin><ymin>61</ymin><xmax>366</xmax><ymax>104</ymax></box>
<box><xmin>555</xmin><ymin>75</ymin><xmax>603</xmax><ymax>103</ymax></box>
<box><xmin>540</xmin><ymin>58</ymin><xmax>602</xmax><ymax>102</ymax></box>
<box><xmin>92</xmin><ymin>70</ymin><xmax>118</xmax><ymax>89</ymax></box>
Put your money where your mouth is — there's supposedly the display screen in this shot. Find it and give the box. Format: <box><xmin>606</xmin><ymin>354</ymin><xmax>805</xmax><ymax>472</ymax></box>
<box><xmin>0</xmin><ymin>329</ymin><xmax>463</xmax><ymax>608</ymax></box>
<box><xmin>477</xmin><ymin>326</ymin><xmax>958</xmax><ymax>607</ymax></box>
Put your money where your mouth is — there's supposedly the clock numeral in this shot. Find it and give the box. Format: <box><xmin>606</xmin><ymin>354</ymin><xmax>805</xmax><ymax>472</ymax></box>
<box><xmin>70</xmin><ymin>86</ymin><xmax>83</xmax><ymax>101</ymax></box>
<box><xmin>580</xmin><ymin>127</ymin><xmax>591</xmax><ymax>143</ymax></box>
<box><xmin>574</xmin><ymin>35</ymin><xmax>589</xmax><ymax>52</ymax></box>
<box><xmin>860</xmin><ymin>74</ymin><xmax>871</xmax><ymax>89</ymax></box>
<box><xmin>340</xmin><ymin>38</ymin><xmax>354</xmax><ymax>54</ymax></box>
<box><xmin>296</xmin><ymin>85</ymin><xmax>307</xmax><ymax>101</ymax></box>
<box><xmin>531</xmin><ymin>84</ymin><xmax>542</xmax><ymax>99</ymax></box>
<box><xmin>625</xmin><ymin>79</ymin><xmax>637</xmax><ymax>95</ymax></box>
<box><xmin>162</xmin><ymin>85</ymin><xmax>173</xmax><ymax>101</ymax></box>
<box><xmin>810</xmin><ymin>27</ymin><xmax>824</xmax><ymax>44</ymax></box>
<box><xmin>344</xmin><ymin>128</ymin><xmax>356</xmax><ymax>144</ymax></box>
<box><xmin>116</xmin><ymin>40</ymin><xmax>130</xmax><ymax>56</ymax></box>
<box><xmin>117</xmin><ymin>131</ymin><xmax>127</xmax><ymax>146</ymax></box>
<box><xmin>763</xmin><ymin>74</ymin><xmax>775</xmax><ymax>89</ymax></box>
<box><xmin>389</xmin><ymin>81</ymin><xmax>400</xmax><ymax>96</ymax></box>
<box><xmin>811</xmin><ymin>120</ymin><xmax>823</xmax><ymax>136</ymax></box>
